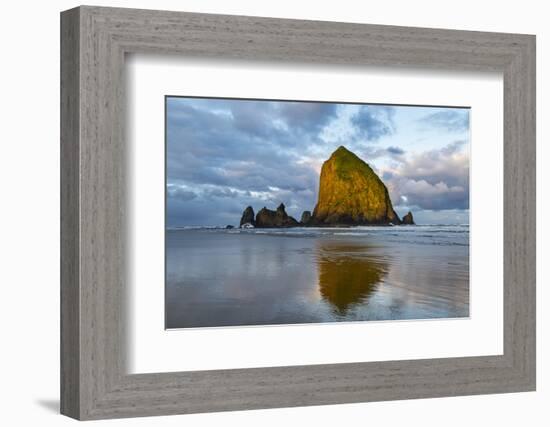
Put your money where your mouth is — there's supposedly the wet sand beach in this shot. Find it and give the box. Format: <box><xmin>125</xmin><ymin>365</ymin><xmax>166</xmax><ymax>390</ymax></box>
<box><xmin>165</xmin><ymin>226</ymin><xmax>469</xmax><ymax>329</ymax></box>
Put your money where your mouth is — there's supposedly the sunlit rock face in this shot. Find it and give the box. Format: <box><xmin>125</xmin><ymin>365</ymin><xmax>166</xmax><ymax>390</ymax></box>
<box><xmin>311</xmin><ymin>146</ymin><xmax>401</xmax><ymax>226</ymax></box>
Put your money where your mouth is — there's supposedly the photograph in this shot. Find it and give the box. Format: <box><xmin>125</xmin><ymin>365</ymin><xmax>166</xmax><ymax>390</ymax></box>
<box><xmin>165</xmin><ymin>97</ymin><xmax>470</xmax><ymax>329</ymax></box>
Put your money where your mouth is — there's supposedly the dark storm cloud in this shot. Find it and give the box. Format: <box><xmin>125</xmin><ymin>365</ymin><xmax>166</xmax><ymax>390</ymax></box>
<box><xmin>166</xmin><ymin>98</ymin><xmax>330</xmax><ymax>225</ymax></box>
<box><xmin>167</xmin><ymin>183</ymin><xmax>316</xmax><ymax>226</ymax></box>
<box><xmin>167</xmin><ymin>186</ymin><xmax>197</xmax><ymax>201</ymax></box>
<box><xmin>230</xmin><ymin>101</ymin><xmax>278</xmax><ymax>137</ymax></box>
<box><xmin>203</xmin><ymin>187</ymin><xmax>240</xmax><ymax>199</ymax></box>
<box><xmin>166</xmin><ymin>98</ymin><xmax>469</xmax><ymax>225</ymax></box>
<box><xmin>167</xmin><ymin>100</ymin><xmax>317</xmax><ymax>192</ymax></box>
<box><xmin>351</xmin><ymin>105</ymin><xmax>396</xmax><ymax>141</ymax></box>
<box><xmin>419</xmin><ymin>109</ymin><xmax>470</xmax><ymax>132</ymax></box>
<box><xmin>395</xmin><ymin>139</ymin><xmax>468</xmax><ymax>189</ymax></box>
<box><xmin>386</xmin><ymin>146</ymin><xmax>405</xmax><ymax>155</ymax></box>
<box><xmin>276</xmin><ymin>102</ymin><xmax>337</xmax><ymax>132</ymax></box>
<box><xmin>395</xmin><ymin>180</ymin><xmax>468</xmax><ymax>210</ymax></box>
<box><xmin>361</xmin><ymin>145</ymin><xmax>406</xmax><ymax>161</ymax></box>
<box><xmin>385</xmin><ymin>140</ymin><xmax>469</xmax><ymax>211</ymax></box>
<box><xmin>167</xmin><ymin>195</ymin><xmax>244</xmax><ymax>226</ymax></box>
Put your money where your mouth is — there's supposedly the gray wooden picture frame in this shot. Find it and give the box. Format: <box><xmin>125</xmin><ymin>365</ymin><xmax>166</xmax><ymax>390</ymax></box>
<box><xmin>60</xmin><ymin>5</ymin><xmax>536</xmax><ymax>420</ymax></box>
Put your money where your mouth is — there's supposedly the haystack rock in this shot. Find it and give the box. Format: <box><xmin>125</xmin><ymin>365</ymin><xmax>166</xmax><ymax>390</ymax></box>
<box><xmin>401</xmin><ymin>211</ymin><xmax>415</xmax><ymax>225</ymax></box>
<box><xmin>311</xmin><ymin>146</ymin><xmax>401</xmax><ymax>226</ymax></box>
<box><xmin>239</xmin><ymin>206</ymin><xmax>255</xmax><ymax>228</ymax></box>
<box><xmin>300</xmin><ymin>210</ymin><xmax>312</xmax><ymax>225</ymax></box>
<box><xmin>255</xmin><ymin>203</ymin><xmax>299</xmax><ymax>228</ymax></box>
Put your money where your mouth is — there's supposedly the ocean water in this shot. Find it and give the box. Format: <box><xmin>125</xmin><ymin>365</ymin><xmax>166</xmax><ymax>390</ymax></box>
<box><xmin>165</xmin><ymin>225</ymin><xmax>469</xmax><ymax>329</ymax></box>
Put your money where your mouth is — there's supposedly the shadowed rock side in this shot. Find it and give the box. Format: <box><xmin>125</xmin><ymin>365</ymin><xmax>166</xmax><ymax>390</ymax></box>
<box><xmin>255</xmin><ymin>203</ymin><xmax>299</xmax><ymax>228</ymax></box>
<box><xmin>311</xmin><ymin>146</ymin><xmax>401</xmax><ymax>226</ymax></box>
<box><xmin>402</xmin><ymin>211</ymin><xmax>415</xmax><ymax>225</ymax></box>
<box><xmin>300</xmin><ymin>210</ymin><xmax>312</xmax><ymax>225</ymax></box>
<box><xmin>239</xmin><ymin>206</ymin><xmax>255</xmax><ymax>227</ymax></box>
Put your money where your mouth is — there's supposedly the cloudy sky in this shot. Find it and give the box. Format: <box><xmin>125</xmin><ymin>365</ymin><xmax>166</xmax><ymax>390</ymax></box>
<box><xmin>166</xmin><ymin>96</ymin><xmax>470</xmax><ymax>226</ymax></box>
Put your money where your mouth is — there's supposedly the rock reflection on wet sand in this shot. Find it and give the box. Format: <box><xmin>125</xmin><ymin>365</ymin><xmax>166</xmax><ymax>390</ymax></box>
<box><xmin>165</xmin><ymin>227</ymin><xmax>469</xmax><ymax>329</ymax></box>
<box><xmin>315</xmin><ymin>241</ymin><xmax>387</xmax><ymax>314</ymax></box>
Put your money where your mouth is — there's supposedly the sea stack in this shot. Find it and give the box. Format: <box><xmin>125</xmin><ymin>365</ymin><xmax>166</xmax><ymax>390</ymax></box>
<box><xmin>239</xmin><ymin>206</ymin><xmax>255</xmax><ymax>228</ymax></box>
<box><xmin>255</xmin><ymin>203</ymin><xmax>299</xmax><ymax>228</ymax></box>
<box><xmin>401</xmin><ymin>211</ymin><xmax>415</xmax><ymax>225</ymax></box>
<box><xmin>311</xmin><ymin>146</ymin><xmax>401</xmax><ymax>226</ymax></box>
<box><xmin>300</xmin><ymin>210</ymin><xmax>312</xmax><ymax>225</ymax></box>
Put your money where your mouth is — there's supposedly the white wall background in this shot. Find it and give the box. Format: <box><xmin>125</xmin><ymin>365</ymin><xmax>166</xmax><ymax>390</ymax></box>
<box><xmin>0</xmin><ymin>0</ymin><xmax>546</xmax><ymax>425</ymax></box>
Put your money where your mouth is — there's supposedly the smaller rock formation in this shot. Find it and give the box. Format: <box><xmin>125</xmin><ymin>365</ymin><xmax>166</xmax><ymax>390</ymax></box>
<box><xmin>401</xmin><ymin>211</ymin><xmax>415</xmax><ymax>225</ymax></box>
<box><xmin>300</xmin><ymin>210</ymin><xmax>312</xmax><ymax>225</ymax></box>
<box><xmin>225</xmin><ymin>225</ymin><xmax>235</xmax><ymax>229</ymax></box>
<box><xmin>239</xmin><ymin>206</ymin><xmax>256</xmax><ymax>228</ymax></box>
<box><xmin>255</xmin><ymin>203</ymin><xmax>299</xmax><ymax>228</ymax></box>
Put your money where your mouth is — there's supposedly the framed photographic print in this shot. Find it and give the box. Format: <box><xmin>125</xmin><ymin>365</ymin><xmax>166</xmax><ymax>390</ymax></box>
<box><xmin>61</xmin><ymin>5</ymin><xmax>536</xmax><ymax>420</ymax></box>
<box><xmin>164</xmin><ymin>97</ymin><xmax>471</xmax><ymax>330</ymax></box>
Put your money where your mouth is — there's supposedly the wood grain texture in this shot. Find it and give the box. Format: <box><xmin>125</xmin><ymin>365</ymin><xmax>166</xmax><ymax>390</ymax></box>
<box><xmin>60</xmin><ymin>5</ymin><xmax>536</xmax><ymax>420</ymax></box>
<box><xmin>60</xmin><ymin>7</ymin><xmax>80</xmax><ymax>419</ymax></box>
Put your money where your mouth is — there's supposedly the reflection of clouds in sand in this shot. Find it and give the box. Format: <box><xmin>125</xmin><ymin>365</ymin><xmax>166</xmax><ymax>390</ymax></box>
<box><xmin>166</xmin><ymin>229</ymin><xmax>469</xmax><ymax>328</ymax></box>
<box><xmin>315</xmin><ymin>240</ymin><xmax>388</xmax><ymax>315</ymax></box>
<box><xmin>166</xmin><ymin>232</ymin><xmax>324</xmax><ymax>327</ymax></box>
<box><xmin>375</xmin><ymin>247</ymin><xmax>470</xmax><ymax>316</ymax></box>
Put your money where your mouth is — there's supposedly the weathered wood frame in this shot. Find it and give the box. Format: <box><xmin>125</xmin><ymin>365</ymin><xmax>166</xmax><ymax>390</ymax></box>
<box><xmin>60</xmin><ymin>5</ymin><xmax>536</xmax><ymax>420</ymax></box>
